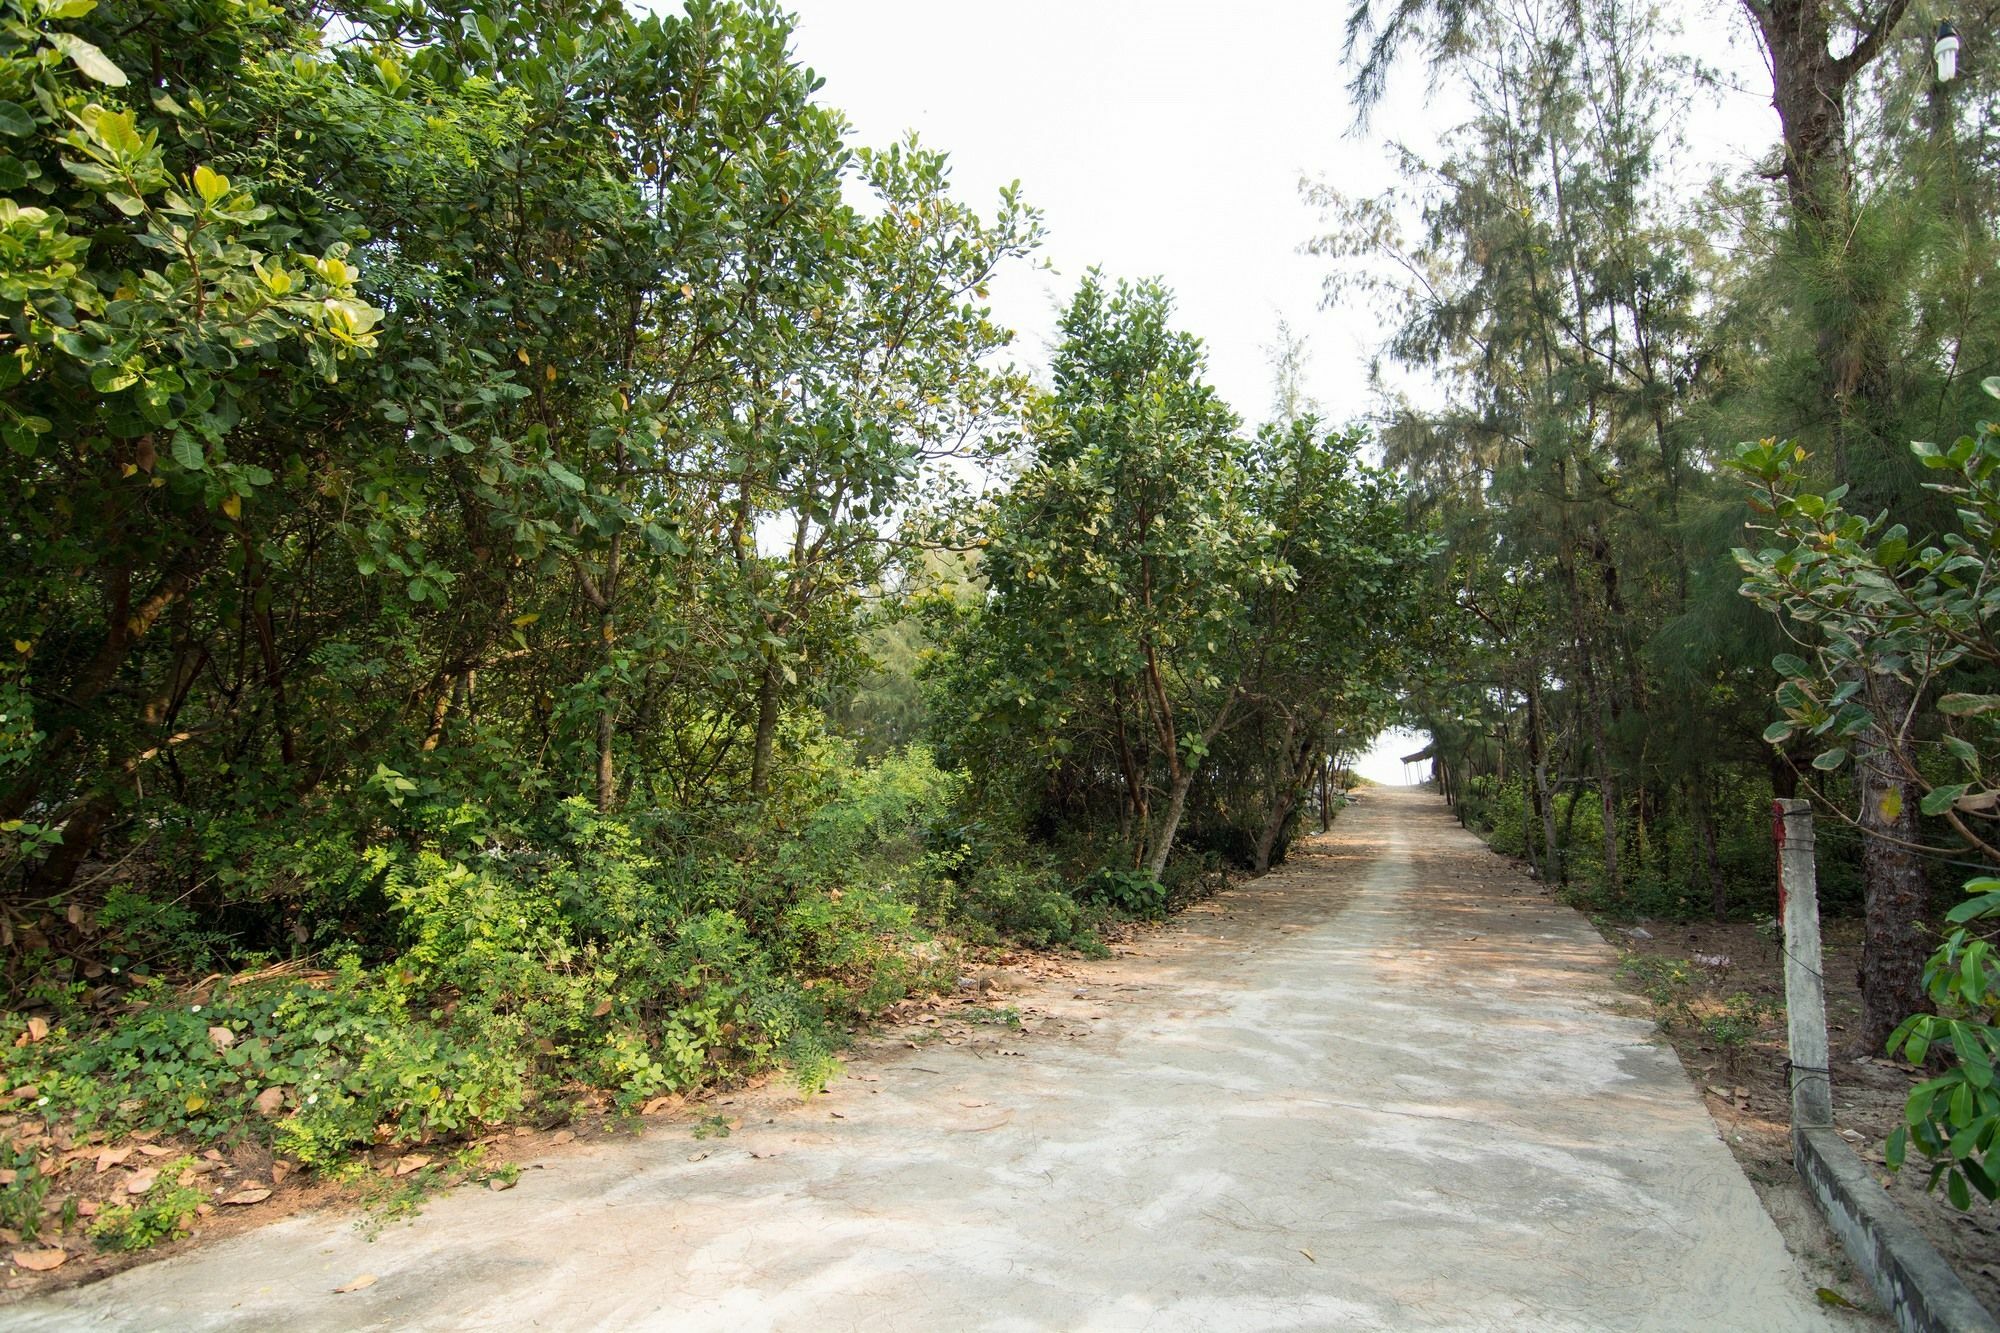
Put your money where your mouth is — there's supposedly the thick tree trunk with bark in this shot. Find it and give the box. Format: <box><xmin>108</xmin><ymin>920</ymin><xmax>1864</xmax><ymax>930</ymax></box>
<box><xmin>1252</xmin><ymin>731</ymin><xmax>1321</xmax><ymax>875</ymax></box>
<box><xmin>1145</xmin><ymin>770</ymin><xmax>1195</xmax><ymax>882</ymax></box>
<box><xmin>1856</xmin><ymin>675</ymin><xmax>1932</xmax><ymax>1048</ymax></box>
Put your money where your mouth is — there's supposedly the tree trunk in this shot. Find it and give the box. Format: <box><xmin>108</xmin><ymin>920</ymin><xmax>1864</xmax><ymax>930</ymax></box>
<box><xmin>1528</xmin><ymin>682</ymin><xmax>1559</xmax><ymax>881</ymax></box>
<box><xmin>1253</xmin><ymin>733</ymin><xmax>1320</xmax><ymax>874</ymax></box>
<box><xmin>1145</xmin><ymin>768</ymin><xmax>1196</xmax><ymax>881</ymax></box>
<box><xmin>1558</xmin><ymin>781</ymin><xmax>1582</xmax><ymax>885</ymax></box>
<box><xmin>596</xmin><ymin>704</ymin><xmax>617</xmax><ymax>813</ymax></box>
<box><xmin>1856</xmin><ymin>675</ymin><xmax>1931</xmax><ymax>1050</ymax></box>
<box><xmin>1252</xmin><ymin>792</ymin><xmax>1292</xmax><ymax>876</ymax></box>
<box><xmin>1691</xmin><ymin>768</ymin><xmax>1728</xmax><ymax>920</ymax></box>
<box><xmin>748</xmin><ymin>657</ymin><xmax>781</xmax><ymax>798</ymax></box>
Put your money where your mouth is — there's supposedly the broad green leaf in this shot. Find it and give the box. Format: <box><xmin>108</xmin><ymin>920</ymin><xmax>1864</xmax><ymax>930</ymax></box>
<box><xmin>48</xmin><ymin>32</ymin><xmax>128</xmax><ymax>86</ymax></box>
<box><xmin>1922</xmin><ymin>784</ymin><xmax>1969</xmax><ymax>816</ymax></box>
<box><xmin>192</xmin><ymin>164</ymin><xmax>228</xmax><ymax>204</ymax></box>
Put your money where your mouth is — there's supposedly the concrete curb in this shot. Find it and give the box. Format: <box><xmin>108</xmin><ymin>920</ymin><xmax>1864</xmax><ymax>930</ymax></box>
<box><xmin>1794</xmin><ymin>1124</ymin><xmax>2000</xmax><ymax>1332</ymax></box>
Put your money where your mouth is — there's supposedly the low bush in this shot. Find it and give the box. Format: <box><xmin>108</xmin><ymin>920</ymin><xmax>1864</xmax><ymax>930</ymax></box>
<box><xmin>0</xmin><ymin>742</ymin><xmax>1114</xmax><ymax>1213</ymax></box>
<box><xmin>1074</xmin><ymin>867</ymin><xmax>1169</xmax><ymax>919</ymax></box>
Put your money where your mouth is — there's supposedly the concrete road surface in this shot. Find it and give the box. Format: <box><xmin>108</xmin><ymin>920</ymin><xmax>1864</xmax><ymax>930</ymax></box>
<box><xmin>10</xmin><ymin>786</ymin><xmax>1850</xmax><ymax>1331</ymax></box>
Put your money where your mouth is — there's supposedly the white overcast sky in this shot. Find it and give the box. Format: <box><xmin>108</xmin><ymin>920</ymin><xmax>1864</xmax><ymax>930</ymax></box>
<box><xmin>775</xmin><ymin>0</ymin><xmax>1779</xmax><ymax>781</ymax></box>
<box><xmin>779</xmin><ymin>0</ymin><xmax>1777</xmax><ymax>428</ymax></box>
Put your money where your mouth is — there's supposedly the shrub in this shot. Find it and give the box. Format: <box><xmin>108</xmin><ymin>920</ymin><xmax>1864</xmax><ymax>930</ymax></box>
<box><xmin>1075</xmin><ymin>867</ymin><xmax>1169</xmax><ymax>919</ymax></box>
<box><xmin>1886</xmin><ymin>877</ymin><xmax>2000</xmax><ymax>1210</ymax></box>
<box><xmin>88</xmin><ymin>1157</ymin><xmax>204</xmax><ymax>1251</ymax></box>
<box><xmin>956</xmin><ymin>861</ymin><xmax>1092</xmax><ymax>948</ymax></box>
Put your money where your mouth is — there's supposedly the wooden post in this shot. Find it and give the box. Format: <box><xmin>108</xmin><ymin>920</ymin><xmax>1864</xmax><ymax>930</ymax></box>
<box><xmin>1774</xmin><ymin>798</ymin><xmax>1833</xmax><ymax>1128</ymax></box>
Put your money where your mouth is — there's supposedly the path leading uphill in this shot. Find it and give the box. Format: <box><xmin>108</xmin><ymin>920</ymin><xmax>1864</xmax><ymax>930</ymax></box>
<box><xmin>13</xmin><ymin>787</ymin><xmax>1850</xmax><ymax>1332</ymax></box>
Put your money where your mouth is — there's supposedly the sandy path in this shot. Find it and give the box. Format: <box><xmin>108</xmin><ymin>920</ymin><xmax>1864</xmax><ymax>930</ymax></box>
<box><xmin>11</xmin><ymin>786</ymin><xmax>1850</xmax><ymax>1331</ymax></box>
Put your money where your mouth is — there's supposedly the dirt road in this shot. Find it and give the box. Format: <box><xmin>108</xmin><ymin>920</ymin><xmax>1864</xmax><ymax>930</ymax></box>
<box><xmin>13</xmin><ymin>787</ymin><xmax>1852</xmax><ymax>1331</ymax></box>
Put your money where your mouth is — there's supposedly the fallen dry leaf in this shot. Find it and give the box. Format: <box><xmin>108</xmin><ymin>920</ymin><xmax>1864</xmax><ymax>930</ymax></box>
<box><xmin>222</xmin><ymin>1187</ymin><xmax>271</xmax><ymax>1206</ymax></box>
<box><xmin>487</xmin><ymin>1175</ymin><xmax>515</xmax><ymax>1192</ymax></box>
<box><xmin>11</xmin><ymin>1249</ymin><xmax>65</xmax><ymax>1272</ymax></box>
<box><xmin>93</xmin><ymin>1147</ymin><xmax>132</xmax><ymax>1173</ymax></box>
<box><xmin>75</xmin><ymin>1200</ymin><xmax>98</xmax><ymax>1218</ymax></box>
<box><xmin>591</xmin><ymin>997</ymin><xmax>613</xmax><ymax>1018</ymax></box>
<box><xmin>641</xmin><ymin>1094</ymin><xmax>684</xmax><ymax>1116</ymax></box>
<box><xmin>332</xmin><ymin>1274</ymin><xmax>377</xmax><ymax>1294</ymax></box>
<box><xmin>125</xmin><ymin>1169</ymin><xmax>158</xmax><ymax>1195</ymax></box>
<box><xmin>253</xmin><ymin>1087</ymin><xmax>286</xmax><ymax>1117</ymax></box>
<box><xmin>24</xmin><ymin>1018</ymin><xmax>47</xmax><ymax>1044</ymax></box>
<box><xmin>136</xmin><ymin>1144</ymin><xmax>174</xmax><ymax>1158</ymax></box>
<box><xmin>206</xmin><ymin>1026</ymin><xmax>236</xmax><ymax>1050</ymax></box>
<box><xmin>270</xmin><ymin>1160</ymin><xmax>292</xmax><ymax>1185</ymax></box>
<box><xmin>202</xmin><ymin>1149</ymin><xmax>224</xmax><ymax>1162</ymax></box>
<box><xmin>549</xmin><ymin>1130</ymin><xmax>575</xmax><ymax>1146</ymax></box>
<box><xmin>393</xmin><ymin>1154</ymin><xmax>431</xmax><ymax>1177</ymax></box>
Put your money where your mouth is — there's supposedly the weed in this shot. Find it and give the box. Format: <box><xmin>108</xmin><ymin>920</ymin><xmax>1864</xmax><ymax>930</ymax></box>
<box><xmin>1617</xmin><ymin>953</ymin><xmax>1696</xmax><ymax>1030</ymax></box>
<box><xmin>958</xmin><ymin>1006</ymin><xmax>1022</xmax><ymax>1029</ymax></box>
<box><xmin>0</xmin><ymin>1139</ymin><xmax>50</xmax><ymax>1241</ymax></box>
<box><xmin>88</xmin><ymin>1157</ymin><xmax>203</xmax><ymax>1251</ymax></box>
<box><xmin>1074</xmin><ymin>867</ymin><xmax>1168</xmax><ymax>919</ymax></box>
<box><xmin>1702</xmin><ymin>992</ymin><xmax>1774</xmax><ymax>1054</ymax></box>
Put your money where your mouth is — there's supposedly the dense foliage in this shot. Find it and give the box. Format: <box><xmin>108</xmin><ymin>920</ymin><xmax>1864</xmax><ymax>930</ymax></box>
<box><xmin>927</xmin><ymin>277</ymin><xmax>1430</xmax><ymax>886</ymax></box>
<box><xmin>0</xmin><ymin>0</ymin><xmax>1428</xmax><ymax>1232</ymax></box>
<box><xmin>1325</xmin><ymin>0</ymin><xmax>2000</xmax><ymax>1052</ymax></box>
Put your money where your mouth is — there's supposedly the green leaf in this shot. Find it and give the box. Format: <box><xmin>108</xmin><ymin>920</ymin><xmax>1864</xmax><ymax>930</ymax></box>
<box><xmin>0</xmin><ymin>102</ymin><xmax>35</xmax><ymax>137</ymax></box>
<box><xmin>171</xmin><ymin>435</ymin><xmax>205</xmax><ymax>472</ymax></box>
<box><xmin>545</xmin><ymin>460</ymin><xmax>585</xmax><ymax>491</ymax></box>
<box><xmin>1921</xmin><ymin>785</ymin><xmax>1969</xmax><ymax>816</ymax></box>
<box><xmin>1771</xmin><ymin>653</ymin><xmax>1811</xmax><ymax>679</ymax></box>
<box><xmin>90</xmin><ymin>363</ymin><xmax>138</xmax><ymax>393</ymax></box>
<box><xmin>1938</xmin><ymin>694</ymin><xmax>2000</xmax><ymax>716</ymax></box>
<box><xmin>47</xmin><ymin>32</ymin><xmax>128</xmax><ymax>87</ymax></box>
<box><xmin>1762</xmin><ymin>721</ymin><xmax>1794</xmax><ymax>744</ymax></box>
<box><xmin>192</xmin><ymin>164</ymin><xmax>228</xmax><ymax>205</ymax></box>
<box><xmin>1812</xmin><ymin>748</ymin><xmax>1847</xmax><ymax>772</ymax></box>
